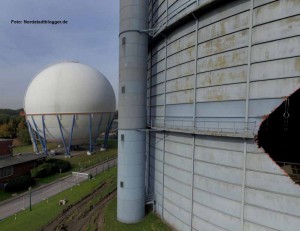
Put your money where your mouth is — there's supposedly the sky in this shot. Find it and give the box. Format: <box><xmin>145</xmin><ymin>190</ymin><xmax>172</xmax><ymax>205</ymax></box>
<box><xmin>0</xmin><ymin>0</ymin><xmax>119</xmax><ymax>109</ymax></box>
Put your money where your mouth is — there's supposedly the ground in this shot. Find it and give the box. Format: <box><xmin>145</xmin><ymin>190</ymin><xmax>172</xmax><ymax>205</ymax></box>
<box><xmin>41</xmin><ymin>181</ymin><xmax>116</xmax><ymax>231</ymax></box>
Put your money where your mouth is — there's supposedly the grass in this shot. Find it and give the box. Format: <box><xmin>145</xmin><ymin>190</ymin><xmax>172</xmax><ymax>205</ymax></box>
<box><xmin>0</xmin><ymin>167</ymin><xmax>117</xmax><ymax>231</ymax></box>
<box><xmin>13</xmin><ymin>143</ymin><xmax>58</xmax><ymax>154</ymax></box>
<box><xmin>0</xmin><ymin>140</ymin><xmax>118</xmax><ymax>202</ymax></box>
<box><xmin>103</xmin><ymin>198</ymin><xmax>172</xmax><ymax>231</ymax></box>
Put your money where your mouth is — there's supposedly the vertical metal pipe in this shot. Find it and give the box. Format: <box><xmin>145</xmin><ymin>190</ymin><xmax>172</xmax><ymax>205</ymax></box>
<box><xmin>192</xmin><ymin>14</ymin><xmax>199</xmax><ymax>129</ymax></box>
<box><xmin>42</xmin><ymin>115</ymin><xmax>47</xmax><ymax>152</ymax></box>
<box><xmin>118</xmin><ymin>0</ymin><xmax>148</xmax><ymax>223</ymax></box>
<box><xmin>164</xmin><ymin>37</ymin><xmax>168</xmax><ymax>127</ymax></box>
<box><xmin>68</xmin><ymin>114</ymin><xmax>76</xmax><ymax>154</ymax></box>
<box><xmin>56</xmin><ymin>115</ymin><xmax>69</xmax><ymax>156</ymax></box>
<box><xmin>241</xmin><ymin>1</ymin><xmax>254</xmax><ymax>230</ymax></box>
<box><xmin>31</xmin><ymin>116</ymin><xmax>46</xmax><ymax>154</ymax></box>
<box><xmin>89</xmin><ymin>113</ymin><xmax>93</xmax><ymax>153</ymax></box>
<box><xmin>26</xmin><ymin>119</ymin><xmax>39</xmax><ymax>153</ymax></box>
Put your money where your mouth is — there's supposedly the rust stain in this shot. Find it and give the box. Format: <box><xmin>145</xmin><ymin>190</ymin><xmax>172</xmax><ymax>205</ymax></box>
<box><xmin>294</xmin><ymin>58</ymin><xmax>300</xmax><ymax>72</ymax></box>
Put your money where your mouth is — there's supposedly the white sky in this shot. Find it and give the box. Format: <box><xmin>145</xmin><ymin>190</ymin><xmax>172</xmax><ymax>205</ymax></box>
<box><xmin>0</xmin><ymin>0</ymin><xmax>119</xmax><ymax>109</ymax></box>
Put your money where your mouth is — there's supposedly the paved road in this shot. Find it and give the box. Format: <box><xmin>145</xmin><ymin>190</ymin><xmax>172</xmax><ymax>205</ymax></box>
<box><xmin>0</xmin><ymin>158</ymin><xmax>117</xmax><ymax>220</ymax></box>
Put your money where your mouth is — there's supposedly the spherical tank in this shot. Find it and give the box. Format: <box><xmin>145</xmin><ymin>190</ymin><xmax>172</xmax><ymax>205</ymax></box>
<box><xmin>24</xmin><ymin>62</ymin><xmax>116</xmax><ymax>145</ymax></box>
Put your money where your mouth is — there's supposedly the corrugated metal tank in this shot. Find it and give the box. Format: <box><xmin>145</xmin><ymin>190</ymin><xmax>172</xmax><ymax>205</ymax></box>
<box><xmin>146</xmin><ymin>0</ymin><xmax>300</xmax><ymax>230</ymax></box>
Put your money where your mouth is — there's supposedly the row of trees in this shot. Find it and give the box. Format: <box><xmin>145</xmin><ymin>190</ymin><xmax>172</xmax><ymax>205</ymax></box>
<box><xmin>0</xmin><ymin>109</ymin><xmax>31</xmax><ymax>144</ymax></box>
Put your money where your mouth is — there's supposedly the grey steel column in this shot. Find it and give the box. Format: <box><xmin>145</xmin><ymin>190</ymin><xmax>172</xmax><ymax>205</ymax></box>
<box><xmin>118</xmin><ymin>0</ymin><xmax>148</xmax><ymax>223</ymax></box>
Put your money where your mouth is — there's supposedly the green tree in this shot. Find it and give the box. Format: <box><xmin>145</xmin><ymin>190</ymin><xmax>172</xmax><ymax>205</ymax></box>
<box><xmin>17</xmin><ymin>128</ymin><xmax>31</xmax><ymax>144</ymax></box>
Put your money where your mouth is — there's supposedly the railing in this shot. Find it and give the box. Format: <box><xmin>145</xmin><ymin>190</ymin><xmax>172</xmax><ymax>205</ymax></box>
<box><xmin>148</xmin><ymin>118</ymin><xmax>257</xmax><ymax>137</ymax></box>
<box><xmin>276</xmin><ymin>161</ymin><xmax>300</xmax><ymax>184</ymax></box>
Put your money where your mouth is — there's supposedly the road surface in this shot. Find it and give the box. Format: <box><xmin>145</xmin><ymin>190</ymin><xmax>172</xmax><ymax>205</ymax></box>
<box><xmin>0</xmin><ymin>158</ymin><xmax>117</xmax><ymax>220</ymax></box>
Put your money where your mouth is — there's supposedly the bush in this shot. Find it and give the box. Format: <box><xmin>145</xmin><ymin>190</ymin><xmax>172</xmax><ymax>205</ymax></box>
<box><xmin>31</xmin><ymin>159</ymin><xmax>71</xmax><ymax>178</ymax></box>
<box><xmin>31</xmin><ymin>163</ymin><xmax>54</xmax><ymax>178</ymax></box>
<box><xmin>46</xmin><ymin>159</ymin><xmax>71</xmax><ymax>173</ymax></box>
<box><xmin>5</xmin><ymin>175</ymin><xmax>35</xmax><ymax>193</ymax></box>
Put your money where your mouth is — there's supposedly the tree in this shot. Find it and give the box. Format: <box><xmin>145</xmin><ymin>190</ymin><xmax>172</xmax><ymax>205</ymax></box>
<box><xmin>17</xmin><ymin>128</ymin><xmax>31</xmax><ymax>144</ymax></box>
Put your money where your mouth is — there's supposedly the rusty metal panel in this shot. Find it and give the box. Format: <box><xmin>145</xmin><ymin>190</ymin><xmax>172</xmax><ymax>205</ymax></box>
<box><xmin>168</xmin><ymin>20</ymin><xmax>195</xmax><ymax>44</ymax></box>
<box><xmin>198</xmin><ymin>0</ymin><xmax>250</xmax><ymax>28</ymax></box>
<box><xmin>168</xmin><ymin>0</ymin><xmax>197</xmax><ymax>26</ymax></box>
<box><xmin>197</xmin><ymin>66</ymin><xmax>247</xmax><ymax>88</ymax></box>
<box><xmin>166</xmin><ymin>75</ymin><xmax>194</xmax><ymax>92</ymax></box>
<box><xmin>252</xmin><ymin>15</ymin><xmax>300</xmax><ymax>45</ymax></box>
<box><xmin>251</xmin><ymin>57</ymin><xmax>300</xmax><ymax>82</ymax></box>
<box><xmin>166</xmin><ymin>89</ymin><xmax>194</xmax><ymax>104</ymax></box>
<box><xmin>254</xmin><ymin>0</ymin><xmax>300</xmax><ymax>26</ymax></box>
<box><xmin>167</xmin><ymin>32</ymin><xmax>195</xmax><ymax>56</ymax></box>
<box><xmin>253</xmin><ymin>0</ymin><xmax>276</xmax><ymax>8</ymax></box>
<box><xmin>167</xmin><ymin>60</ymin><xmax>194</xmax><ymax>80</ymax></box>
<box><xmin>167</xmin><ymin>47</ymin><xmax>195</xmax><ymax>68</ymax></box>
<box><xmin>198</xmin><ymin>30</ymin><xmax>249</xmax><ymax>58</ymax></box>
<box><xmin>252</xmin><ymin>36</ymin><xmax>300</xmax><ymax>63</ymax></box>
<box><xmin>196</xmin><ymin>83</ymin><xmax>247</xmax><ymax>102</ymax></box>
<box><xmin>197</xmin><ymin>48</ymin><xmax>248</xmax><ymax>73</ymax></box>
<box><xmin>198</xmin><ymin>11</ymin><xmax>249</xmax><ymax>43</ymax></box>
<box><xmin>249</xmin><ymin>77</ymin><xmax>300</xmax><ymax>99</ymax></box>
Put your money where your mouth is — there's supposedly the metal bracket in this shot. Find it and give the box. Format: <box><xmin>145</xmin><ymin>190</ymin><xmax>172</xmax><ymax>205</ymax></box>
<box><xmin>139</xmin><ymin>28</ymin><xmax>160</xmax><ymax>37</ymax></box>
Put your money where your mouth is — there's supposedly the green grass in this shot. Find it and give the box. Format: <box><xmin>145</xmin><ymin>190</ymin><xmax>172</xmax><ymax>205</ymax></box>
<box><xmin>0</xmin><ymin>167</ymin><xmax>117</xmax><ymax>231</ymax></box>
<box><xmin>103</xmin><ymin>198</ymin><xmax>172</xmax><ymax>231</ymax></box>
<box><xmin>13</xmin><ymin>143</ymin><xmax>58</xmax><ymax>154</ymax></box>
<box><xmin>0</xmin><ymin>190</ymin><xmax>11</xmax><ymax>201</ymax></box>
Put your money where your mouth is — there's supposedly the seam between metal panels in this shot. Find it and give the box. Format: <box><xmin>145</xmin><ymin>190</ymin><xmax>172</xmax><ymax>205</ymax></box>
<box><xmin>164</xmin><ymin>196</ymin><xmax>191</xmax><ymax>215</ymax></box>
<box><xmin>198</xmin><ymin>28</ymin><xmax>250</xmax><ymax>44</ymax></box>
<box><xmin>197</xmin><ymin>45</ymin><xmax>249</xmax><ymax>60</ymax></box>
<box><xmin>243</xmin><ymin>202</ymin><xmax>300</xmax><ymax>219</ymax></box>
<box><xmin>193</xmin><ymin>200</ymin><xmax>241</xmax><ymax>220</ymax></box>
<box><xmin>243</xmin><ymin>219</ymin><xmax>279</xmax><ymax>231</ymax></box>
<box><xmin>252</xmin><ymin>13</ymin><xmax>300</xmax><ymax>28</ymax></box>
<box><xmin>193</xmin><ymin>173</ymin><xmax>243</xmax><ymax>187</ymax></box>
<box><xmin>164</xmin><ymin>170</ymin><xmax>192</xmax><ymax>188</ymax></box>
<box><xmin>197</xmin><ymin>63</ymin><xmax>248</xmax><ymax>75</ymax></box>
<box><xmin>251</xmin><ymin>55</ymin><xmax>300</xmax><ymax>65</ymax></box>
<box><xmin>163</xmin><ymin>184</ymin><xmax>192</xmax><ymax>201</ymax></box>
<box><xmin>163</xmin><ymin>206</ymin><xmax>191</xmax><ymax>227</ymax></box>
<box><xmin>192</xmin><ymin>215</ymin><xmax>229</xmax><ymax>231</ymax></box>
<box><xmin>194</xmin><ymin>160</ymin><xmax>244</xmax><ymax>171</ymax></box>
<box><xmin>193</xmin><ymin>186</ymin><xmax>242</xmax><ymax>204</ymax></box>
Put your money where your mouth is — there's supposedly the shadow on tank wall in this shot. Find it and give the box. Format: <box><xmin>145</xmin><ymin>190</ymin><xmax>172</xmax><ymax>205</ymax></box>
<box><xmin>256</xmin><ymin>88</ymin><xmax>300</xmax><ymax>184</ymax></box>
